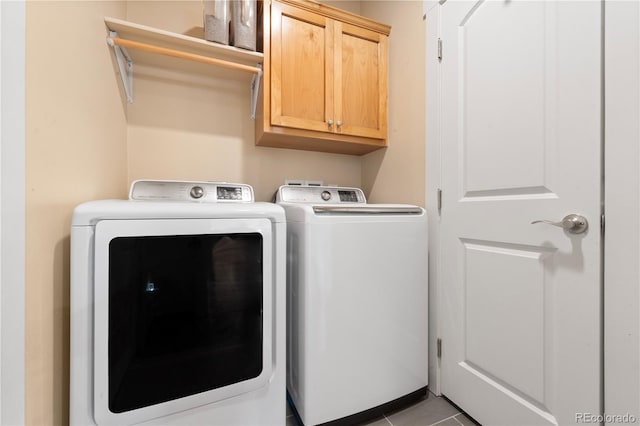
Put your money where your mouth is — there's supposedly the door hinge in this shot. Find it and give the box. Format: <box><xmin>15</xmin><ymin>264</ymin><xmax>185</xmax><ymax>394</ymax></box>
<box><xmin>601</xmin><ymin>214</ymin><xmax>605</xmax><ymax>233</ymax></box>
<box><xmin>437</xmin><ymin>38</ymin><xmax>443</xmax><ymax>62</ymax></box>
<box><xmin>437</xmin><ymin>188</ymin><xmax>442</xmax><ymax>215</ymax></box>
<box><xmin>437</xmin><ymin>338</ymin><xmax>442</xmax><ymax>358</ymax></box>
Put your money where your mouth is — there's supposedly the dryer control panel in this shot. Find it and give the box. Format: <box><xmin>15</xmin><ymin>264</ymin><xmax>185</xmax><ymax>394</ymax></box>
<box><xmin>276</xmin><ymin>185</ymin><xmax>366</xmax><ymax>204</ymax></box>
<box><xmin>129</xmin><ymin>180</ymin><xmax>254</xmax><ymax>202</ymax></box>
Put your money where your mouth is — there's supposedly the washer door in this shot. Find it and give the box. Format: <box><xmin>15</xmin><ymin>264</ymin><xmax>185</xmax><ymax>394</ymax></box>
<box><xmin>93</xmin><ymin>218</ymin><xmax>274</xmax><ymax>425</ymax></box>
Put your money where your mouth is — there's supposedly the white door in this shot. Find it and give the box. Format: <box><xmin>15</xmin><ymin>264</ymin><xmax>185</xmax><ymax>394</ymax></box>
<box><xmin>604</xmin><ymin>2</ymin><xmax>640</xmax><ymax>423</ymax></box>
<box><xmin>439</xmin><ymin>1</ymin><xmax>602</xmax><ymax>425</ymax></box>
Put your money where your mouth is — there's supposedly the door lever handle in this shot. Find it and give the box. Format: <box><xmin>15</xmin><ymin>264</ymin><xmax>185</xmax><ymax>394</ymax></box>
<box><xmin>531</xmin><ymin>214</ymin><xmax>588</xmax><ymax>234</ymax></box>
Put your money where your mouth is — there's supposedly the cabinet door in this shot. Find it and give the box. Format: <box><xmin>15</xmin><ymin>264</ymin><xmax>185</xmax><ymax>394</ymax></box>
<box><xmin>334</xmin><ymin>22</ymin><xmax>388</xmax><ymax>140</ymax></box>
<box><xmin>270</xmin><ymin>1</ymin><xmax>334</xmax><ymax>133</ymax></box>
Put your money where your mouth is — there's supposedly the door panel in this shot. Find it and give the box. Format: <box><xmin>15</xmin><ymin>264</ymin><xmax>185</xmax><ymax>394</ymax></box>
<box><xmin>462</xmin><ymin>239</ymin><xmax>552</xmax><ymax>405</ymax></box>
<box><xmin>439</xmin><ymin>1</ymin><xmax>601</xmax><ymax>425</ymax></box>
<box><xmin>341</xmin><ymin>31</ymin><xmax>379</xmax><ymax>129</ymax></box>
<box><xmin>461</xmin><ymin>2</ymin><xmax>555</xmax><ymax>195</ymax></box>
<box><xmin>336</xmin><ymin>22</ymin><xmax>388</xmax><ymax>139</ymax></box>
<box><xmin>280</xmin><ymin>16</ymin><xmax>326</xmax><ymax>121</ymax></box>
<box><xmin>270</xmin><ymin>2</ymin><xmax>334</xmax><ymax>132</ymax></box>
<box><xmin>92</xmin><ymin>218</ymin><xmax>274</xmax><ymax>426</ymax></box>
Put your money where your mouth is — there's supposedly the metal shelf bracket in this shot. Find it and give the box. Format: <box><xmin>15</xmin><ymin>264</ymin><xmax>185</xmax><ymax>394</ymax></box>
<box><xmin>107</xmin><ymin>30</ymin><xmax>263</xmax><ymax>119</ymax></box>
<box><xmin>251</xmin><ymin>64</ymin><xmax>263</xmax><ymax>120</ymax></box>
<box><xmin>107</xmin><ymin>31</ymin><xmax>134</xmax><ymax>103</ymax></box>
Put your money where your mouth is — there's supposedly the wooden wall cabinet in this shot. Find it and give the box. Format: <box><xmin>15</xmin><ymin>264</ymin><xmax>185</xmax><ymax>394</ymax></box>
<box><xmin>256</xmin><ymin>0</ymin><xmax>391</xmax><ymax>155</ymax></box>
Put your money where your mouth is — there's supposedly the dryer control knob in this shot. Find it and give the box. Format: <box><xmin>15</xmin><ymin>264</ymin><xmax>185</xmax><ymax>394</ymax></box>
<box><xmin>321</xmin><ymin>190</ymin><xmax>332</xmax><ymax>201</ymax></box>
<box><xmin>190</xmin><ymin>186</ymin><xmax>204</xmax><ymax>199</ymax></box>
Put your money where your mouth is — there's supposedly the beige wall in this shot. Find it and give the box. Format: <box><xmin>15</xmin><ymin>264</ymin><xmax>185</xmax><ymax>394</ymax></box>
<box><xmin>125</xmin><ymin>1</ymin><xmax>362</xmax><ymax>201</ymax></box>
<box><xmin>323</xmin><ymin>0</ymin><xmax>361</xmax><ymax>15</ymax></box>
<box><xmin>26</xmin><ymin>1</ymin><xmax>128</xmax><ymax>424</ymax></box>
<box><xmin>361</xmin><ymin>1</ymin><xmax>426</xmax><ymax>207</ymax></box>
<box><xmin>24</xmin><ymin>0</ymin><xmax>424</xmax><ymax>423</ymax></box>
<box><xmin>125</xmin><ymin>59</ymin><xmax>362</xmax><ymax>201</ymax></box>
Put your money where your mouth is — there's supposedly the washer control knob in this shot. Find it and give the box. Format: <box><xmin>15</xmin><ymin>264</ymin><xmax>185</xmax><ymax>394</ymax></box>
<box><xmin>321</xmin><ymin>190</ymin><xmax>332</xmax><ymax>201</ymax></box>
<box><xmin>190</xmin><ymin>186</ymin><xmax>204</xmax><ymax>199</ymax></box>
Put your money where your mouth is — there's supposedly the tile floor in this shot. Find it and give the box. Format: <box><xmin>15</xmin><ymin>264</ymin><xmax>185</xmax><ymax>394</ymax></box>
<box><xmin>286</xmin><ymin>391</ymin><xmax>479</xmax><ymax>426</ymax></box>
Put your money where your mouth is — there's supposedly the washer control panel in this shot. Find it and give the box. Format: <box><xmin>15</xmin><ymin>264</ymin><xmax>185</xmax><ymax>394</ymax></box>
<box><xmin>130</xmin><ymin>180</ymin><xmax>254</xmax><ymax>202</ymax></box>
<box><xmin>277</xmin><ymin>185</ymin><xmax>366</xmax><ymax>204</ymax></box>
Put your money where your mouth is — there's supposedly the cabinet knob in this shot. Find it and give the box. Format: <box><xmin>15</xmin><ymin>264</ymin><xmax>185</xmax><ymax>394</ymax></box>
<box><xmin>336</xmin><ymin>120</ymin><xmax>342</xmax><ymax>128</ymax></box>
<box><xmin>327</xmin><ymin>119</ymin><xmax>333</xmax><ymax>127</ymax></box>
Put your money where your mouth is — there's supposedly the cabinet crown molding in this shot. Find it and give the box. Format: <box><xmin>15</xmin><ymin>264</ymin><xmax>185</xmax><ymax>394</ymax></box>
<box><xmin>274</xmin><ymin>0</ymin><xmax>391</xmax><ymax>36</ymax></box>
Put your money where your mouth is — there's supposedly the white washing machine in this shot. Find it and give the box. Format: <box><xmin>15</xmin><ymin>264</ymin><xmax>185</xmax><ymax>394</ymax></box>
<box><xmin>70</xmin><ymin>180</ymin><xmax>286</xmax><ymax>426</ymax></box>
<box><xmin>276</xmin><ymin>185</ymin><xmax>428</xmax><ymax>426</ymax></box>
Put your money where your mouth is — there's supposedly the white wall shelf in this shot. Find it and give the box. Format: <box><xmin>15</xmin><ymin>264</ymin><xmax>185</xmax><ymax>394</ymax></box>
<box><xmin>104</xmin><ymin>17</ymin><xmax>264</xmax><ymax>118</ymax></box>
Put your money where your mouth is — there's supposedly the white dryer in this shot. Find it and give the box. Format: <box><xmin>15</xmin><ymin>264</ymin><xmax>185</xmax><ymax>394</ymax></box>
<box><xmin>70</xmin><ymin>180</ymin><xmax>286</xmax><ymax>426</ymax></box>
<box><xmin>276</xmin><ymin>185</ymin><xmax>428</xmax><ymax>426</ymax></box>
